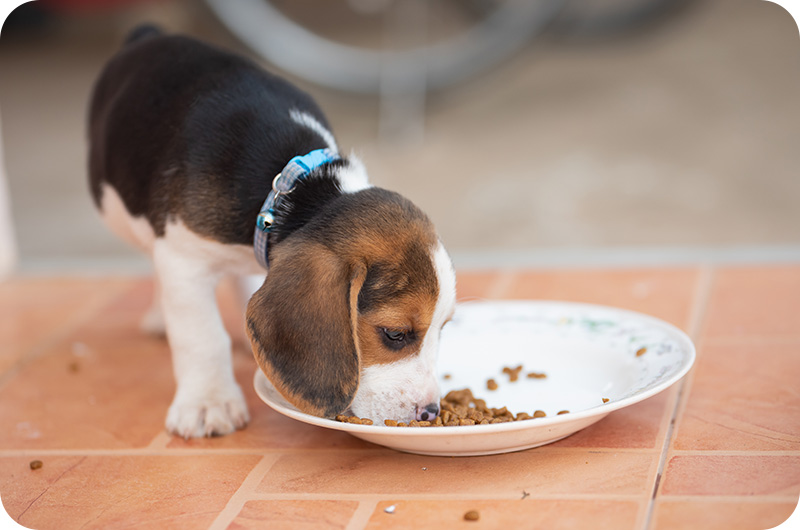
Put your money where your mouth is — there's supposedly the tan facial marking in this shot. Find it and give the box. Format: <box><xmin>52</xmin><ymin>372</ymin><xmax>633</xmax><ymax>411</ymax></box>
<box><xmin>357</xmin><ymin>293</ymin><xmax>437</xmax><ymax>367</ymax></box>
<box><xmin>351</xmin><ymin>217</ymin><xmax>439</xmax><ymax>369</ymax></box>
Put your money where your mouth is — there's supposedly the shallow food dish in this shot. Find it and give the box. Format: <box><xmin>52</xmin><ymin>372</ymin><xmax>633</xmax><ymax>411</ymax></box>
<box><xmin>254</xmin><ymin>301</ymin><xmax>695</xmax><ymax>456</ymax></box>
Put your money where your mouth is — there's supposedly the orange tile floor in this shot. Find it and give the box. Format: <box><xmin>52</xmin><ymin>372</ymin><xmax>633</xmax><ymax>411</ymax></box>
<box><xmin>1</xmin><ymin>266</ymin><xmax>798</xmax><ymax>529</ymax></box>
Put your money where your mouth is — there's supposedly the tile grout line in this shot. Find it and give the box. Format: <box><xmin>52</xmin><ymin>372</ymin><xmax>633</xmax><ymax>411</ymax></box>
<box><xmin>144</xmin><ymin>431</ymin><xmax>172</xmax><ymax>450</ymax></box>
<box><xmin>656</xmin><ymin>495</ymin><xmax>800</xmax><ymax>504</ymax></box>
<box><xmin>641</xmin><ymin>265</ymin><xmax>715</xmax><ymax>530</ymax></box>
<box><xmin>0</xmin><ymin>446</ymin><xmax>669</xmax><ymax>457</ymax></box>
<box><xmin>345</xmin><ymin>499</ymin><xmax>379</xmax><ymax>530</ymax></box>
<box><xmin>634</xmin><ymin>385</ymin><xmax>681</xmax><ymax>530</ymax></box>
<box><xmin>207</xmin><ymin>454</ymin><xmax>282</xmax><ymax>530</ymax></box>
<box><xmin>639</xmin><ymin>388</ymin><xmax>686</xmax><ymax>527</ymax></box>
<box><xmin>232</xmin><ymin>493</ymin><xmax>650</xmax><ymax>502</ymax></box>
<box><xmin>685</xmin><ymin>265</ymin><xmax>715</xmax><ymax>340</ymax></box>
<box><xmin>4</xmin><ymin>448</ymin><xmax>796</xmax><ymax>458</ymax></box>
<box><xmin>669</xmin><ymin>450</ymin><xmax>800</xmax><ymax>456</ymax></box>
<box><xmin>666</xmin><ymin>265</ymin><xmax>718</xmax><ymax>456</ymax></box>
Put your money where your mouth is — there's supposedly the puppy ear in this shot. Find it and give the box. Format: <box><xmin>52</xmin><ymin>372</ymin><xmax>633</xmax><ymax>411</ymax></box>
<box><xmin>246</xmin><ymin>238</ymin><xmax>367</xmax><ymax>418</ymax></box>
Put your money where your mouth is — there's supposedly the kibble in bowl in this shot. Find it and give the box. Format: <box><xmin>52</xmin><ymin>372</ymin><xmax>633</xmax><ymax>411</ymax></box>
<box><xmin>335</xmin><ymin>387</ymin><xmax>566</xmax><ymax>428</ymax></box>
<box><xmin>255</xmin><ymin>300</ymin><xmax>696</xmax><ymax>456</ymax></box>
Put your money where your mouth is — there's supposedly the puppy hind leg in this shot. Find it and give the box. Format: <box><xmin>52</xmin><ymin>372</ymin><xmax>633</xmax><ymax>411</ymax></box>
<box><xmin>153</xmin><ymin>239</ymin><xmax>250</xmax><ymax>438</ymax></box>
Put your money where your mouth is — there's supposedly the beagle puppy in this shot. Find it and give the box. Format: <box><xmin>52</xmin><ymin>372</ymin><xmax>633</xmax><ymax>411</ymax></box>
<box><xmin>88</xmin><ymin>26</ymin><xmax>456</xmax><ymax>438</ymax></box>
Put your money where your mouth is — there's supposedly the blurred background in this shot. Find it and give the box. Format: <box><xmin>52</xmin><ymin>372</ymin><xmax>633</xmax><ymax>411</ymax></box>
<box><xmin>0</xmin><ymin>0</ymin><xmax>798</xmax><ymax>274</ymax></box>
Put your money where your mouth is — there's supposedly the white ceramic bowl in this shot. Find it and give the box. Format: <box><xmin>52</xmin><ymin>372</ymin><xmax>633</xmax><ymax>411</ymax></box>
<box><xmin>254</xmin><ymin>301</ymin><xmax>695</xmax><ymax>456</ymax></box>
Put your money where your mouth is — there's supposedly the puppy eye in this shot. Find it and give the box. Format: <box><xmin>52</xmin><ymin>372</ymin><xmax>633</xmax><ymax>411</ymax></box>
<box><xmin>380</xmin><ymin>328</ymin><xmax>411</xmax><ymax>350</ymax></box>
<box><xmin>383</xmin><ymin>329</ymin><xmax>406</xmax><ymax>342</ymax></box>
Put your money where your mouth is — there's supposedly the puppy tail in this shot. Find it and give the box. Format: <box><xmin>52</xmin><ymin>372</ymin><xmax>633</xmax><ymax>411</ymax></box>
<box><xmin>124</xmin><ymin>23</ymin><xmax>163</xmax><ymax>46</ymax></box>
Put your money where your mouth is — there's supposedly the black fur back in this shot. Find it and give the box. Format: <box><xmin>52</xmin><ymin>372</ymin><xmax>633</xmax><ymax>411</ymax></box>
<box><xmin>89</xmin><ymin>30</ymin><xmax>338</xmax><ymax>246</ymax></box>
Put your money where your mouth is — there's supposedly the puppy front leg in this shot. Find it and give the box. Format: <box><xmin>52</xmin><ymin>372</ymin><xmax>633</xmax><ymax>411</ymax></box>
<box><xmin>153</xmin><ymin>240</ymin><xmax>249</xmax><ymax>438</ymax></box>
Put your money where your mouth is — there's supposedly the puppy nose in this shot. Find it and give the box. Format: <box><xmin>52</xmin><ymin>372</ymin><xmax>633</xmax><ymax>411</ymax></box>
<box><xmin>416</xmin><ymin>402</ymin><xmax>440</xmax><ymax>422</ymax></box>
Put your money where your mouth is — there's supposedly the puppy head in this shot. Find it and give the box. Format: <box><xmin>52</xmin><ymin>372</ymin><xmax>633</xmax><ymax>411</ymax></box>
<box><xmin>350</xmin><ymin>240</ymin><xmax>455</xmax><ymax>424</ymax></box>
<box><xmin>246</xmin><ymin>188</ymin><xmax>456</xmax><ymax>423</ymax></box>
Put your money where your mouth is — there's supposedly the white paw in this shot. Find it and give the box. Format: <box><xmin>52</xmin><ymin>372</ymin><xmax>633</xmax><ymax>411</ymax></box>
<box><xmin>166</xmin><ymin>381</ymin><xmax>250</xmax><ymax>438</ymax></box>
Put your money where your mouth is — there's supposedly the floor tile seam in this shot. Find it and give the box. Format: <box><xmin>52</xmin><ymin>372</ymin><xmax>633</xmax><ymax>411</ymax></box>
<box><xmin>645</xmin><ymin>264</ymin><xmax>712</xmax><ymax>491</ymax></box>
<box><xmin>207</xmin><ymin>453</ymin><xmax>282</xmax><ymax>530</ymax></box>
<box><xmin>638</xmin><ymin>386</ymin><xmax>683</xmax><ymax>530</ymax></box>
<box><xmin>642</xmin><ymin>379</ymin><xmax>687</xmax><ymax>530</ymax></box>
<box><xmin>0</xmin><ymin>448</ymin><xmax>286</xmax><ymax>457</ymax></box>
<box><xmin>656</xmin><ymin>494</ymin><xmax>800</xmax><ymax>503</ymax></box>
<box><xmin>668</xmin><ymin>450</ymin><xmax>800</xmax><ymax>457</ymax></box>
<box><xmin>661</xmin><ymin>264</ymin><xmax>715</xmax><ymax>455</ymax></box>
<box><xmin>345</xmin><ymin>499</ymin><xmax>379</xmax><ymax>530</ymax></box>
<box><xmin>238</xmin><ymin>493</ymin><xmax>649</xmax><ymax>502</ymax></box>
<box><xmin>253</xmin><ymin>446</ymin><xmax>662</xmax><ymax>457</ymax></box>
<box><xmin>662</xmin><ymin>367</ymin><xmax>697</xmax><ymax>455</ymax></box>
<box><xmin>0</xmin><ymin>280</ymin><xmax>133</xmax><ymax>389</ymax></box>
<box><xmin>642</xmin><ymin>266</ymin><xmax>715</xmax><ymax>530</ymax></box>
<box><xmin>675</xmin><ymin>410</ymin><xmax>800</xmax><ymax>453</ymax></box>
<box><xmin>0</xmin><ymin>447</ymin><xmax>662</xmax><ymax>456</ymax></box>
<box><xmin>651</xmin><ymin>386</ymin><xmax>683</xmax><ymax>470</ymax></box>
<box><xmin>144</xmin><ymin>431</ymin><xmax>171</xmax><ymax>450</ymax></box>
<box><xmin>633</xmin><ymin>497</ymin><xmax>652</xmax><ymax>530</ymax></box>
<box><xmin>685</xmin><ymin>265</ymin><xmax>715</xmax><ymax>341</ymax></box>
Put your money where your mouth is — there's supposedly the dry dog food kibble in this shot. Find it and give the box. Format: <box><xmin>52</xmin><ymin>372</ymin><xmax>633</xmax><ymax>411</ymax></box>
<box><xmin>29</xmin><ymin>460</ymin><xmax>43</xmax><ymax>470</ymax></box>
<box><xmin>335</xmin><ymin>414</ymin><xmax>373</xmax><ymax>425</ymax></box>
<box><xmin>464</xmin><ymin>510</ymin><xmax>480</xmax><ymax>521</ymax></box>
<box><xmin>337</xmin><ymin>388</ymin><xmax>568</xmax><ymax>427</ymax></box>
<box><xmin>502</xmin><ymin>365</ymin><xmax>523</xmax><ymax>382</ymax></box>
<box><xmin>486</xmin><ymin>378</ymin><xmax>498</xmax><ymax>391</ymax></box>
<box><xmin>527</xmin><ymin>372</ymin><xmax>547</xmax><ymax>379</ymax></box>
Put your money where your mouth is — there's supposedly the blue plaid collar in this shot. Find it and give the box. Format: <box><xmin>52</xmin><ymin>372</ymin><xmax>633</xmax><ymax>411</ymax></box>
<box><xmin>253</xmin><ymin>148</ymin><xmax>340</xmax><ymax>269</ymax></box>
